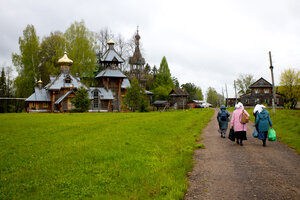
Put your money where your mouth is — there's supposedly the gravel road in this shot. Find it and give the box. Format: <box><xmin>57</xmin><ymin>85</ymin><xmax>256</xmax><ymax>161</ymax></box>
<box><xmin>184</xmin><ymin>109</ymin><xmax>300</xmax><ymax>200</ymax></box>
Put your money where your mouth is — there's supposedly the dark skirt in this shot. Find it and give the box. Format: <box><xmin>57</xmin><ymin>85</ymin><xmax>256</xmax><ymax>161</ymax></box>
<box><xmin>258</xmin><ymin>131</ymin><xmax>268</xmax><ymax>140</ymax></box>
<box><xmin>235</xmin><ymin>131</ymin><xmax>247</xmax><ymax>140</ymax></box>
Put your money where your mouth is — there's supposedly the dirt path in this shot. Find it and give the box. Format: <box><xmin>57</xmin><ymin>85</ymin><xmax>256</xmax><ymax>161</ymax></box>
<box><xmin>184</xmin><ymin>109</ymin><xmax>300</xmax><ymax>200</ymax></box>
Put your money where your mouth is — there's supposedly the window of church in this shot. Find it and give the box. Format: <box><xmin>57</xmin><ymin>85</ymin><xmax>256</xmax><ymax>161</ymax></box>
<box><xmin>94</xmin><ymin>91</ymin><xmax>99</xmax><ymax>108</ymax></box>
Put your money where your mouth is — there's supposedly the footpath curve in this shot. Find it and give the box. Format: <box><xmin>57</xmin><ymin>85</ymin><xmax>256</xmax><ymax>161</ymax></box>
<box><xmin>184</xmin><ymin>109</ymin><xmax>300</xmax><ymax>200</ymax></box>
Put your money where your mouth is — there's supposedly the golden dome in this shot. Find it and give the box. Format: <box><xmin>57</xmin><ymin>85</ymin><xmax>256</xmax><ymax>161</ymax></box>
<box><xmin>37</xmin><ymin>80</ymin><xmax>43</xmax><ymax>84</ymax></box>
<box><xmin>107</xmin><ymin>38</ymin><xmax>115</xmax><ymax>45</ymax></box>
<box><xmin>58</xmin><ymin>52</ymin><xmax>73</xmax><ymax>65</ymax></box>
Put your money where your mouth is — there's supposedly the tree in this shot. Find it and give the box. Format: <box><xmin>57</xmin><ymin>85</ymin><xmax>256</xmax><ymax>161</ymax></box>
<box><xmin>124</xmin><ymin>78</ymin><xmax>148</xmax><ymax>112</ymax></box>
<box><xmin>0</xmin><ymin>67</ymin><xmax>6</xmax><ymax>97</ymax></box>
<box><xmin>152</xmin><ymin>65</ymin><xmax>158</xmax><ymax>76</ymax></box>
<box><xmin>195</xmin><ymin>87</ymin><xmax>204</xmax><ymax>100</ymax></box>
<box><xmin>181</xmin><ymin>83</ymin><xmax>203</xmax><ymax>102</ymax></box>
<box><xmin>39</xmin><ymin>31</ymin><xmax>65</xmax><ymax>84</ymax></box>
<box><xmin>206</xmin><ymin>87</ymin><xmax>219</xmax><ymax>107</ymax></box>
<box><xmin>71</xmin><ymin>87</ymin><xmax>90</xmax><ymax>112</ymax></box>
<box><xmin>278</xmin><ymin>68</ymin><xmax>300</xmax><ymax>109</ymax></box>
<box><xmin>64</xmin><ymin>20</ymin><xmax>96</xmax><ymax>82</ymax></box>
<box><xmin>235</xmin><ymin>74</ymin><xmax>255</xmax><ymax>95</ymax></box>
<box><xmin>153</xmin><ymin>57</ymin><xmax>174</xmax><ymax>100</ymax></box>
<box><xmin>172</xmin><ymin>77</ymin><xmax>180</xmax><ymax>89</ymax></box>
<box><xmin>144</xmin><ymin>63</ymin><xmax>151</xmax><ymax>75</ymax></box>
<box><xmin>12</xmin><ymin>24</ymin><xmax>40</xmax><ymax>99</ymax></box>
<box><xmin>0</xmin><ymin>67</ymin><xmax>7</xmax><ymax>113</ymax></box>
<box><xmin>182</xmin><ymin>83</ymin><xmax>197</xmax><ymax>102</ymax></box>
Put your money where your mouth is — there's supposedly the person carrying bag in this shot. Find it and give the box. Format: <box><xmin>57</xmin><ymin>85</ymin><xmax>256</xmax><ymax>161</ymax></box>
<box><xmin>255</xmin><ymin>105</ymin><xmax>273</xmax><ymax>147</ymax></box>
<box><xmin>230</xmin><ymin>102</ymin><xmax>250</xmax><ymax>146</ymax></box>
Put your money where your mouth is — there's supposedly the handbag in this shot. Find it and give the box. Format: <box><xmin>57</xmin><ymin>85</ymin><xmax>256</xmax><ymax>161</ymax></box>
<box><xmin>268</xmin><ymin>128</ymin><xmax>276</xmax><ymax>141</ymax></box>
<box><xmin>253</xmin><ymin>128</ymin><xmax>258</xmax><ymax>138</ymax></box>
<box><xmin>239</xmin><ymin>110</ymin><xmax>249</xmax><ymax>124</ymax></box>
<box><xmin>228</xmin><ymin>127</ymin><xmax>235</xmax><ymax>141</ymax></box>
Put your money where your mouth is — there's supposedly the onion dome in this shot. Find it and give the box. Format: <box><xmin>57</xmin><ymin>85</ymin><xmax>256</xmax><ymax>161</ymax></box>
<box><xmin>107</xmin><ymin>38</ymin><xmax>115</xmax><ymax>45</ymax></box>
<box><xmin>135</xmin><ymin>31</ymin><xmax>140</xmax><ymax>41</ymax></box>
<box><xmin>37</xmin><ymin>80</ymin><xmax>43</xmax><ymax>84</ymax></box>
<box><xmin>58</xmin><ymin>52</ymin><xmax>73</xmax><ymax>65</ymax></box>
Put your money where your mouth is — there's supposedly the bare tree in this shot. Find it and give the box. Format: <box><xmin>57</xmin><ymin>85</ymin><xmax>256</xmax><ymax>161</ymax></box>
<box><xmin>235</xmin><ymin>74</ymin><xmax>255</xmax><ymax>95</ymax></box>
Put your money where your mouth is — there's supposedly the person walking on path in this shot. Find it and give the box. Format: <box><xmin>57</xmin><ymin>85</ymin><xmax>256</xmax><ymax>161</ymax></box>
<box><xmin>231</xmin><ymin>102</ymin><xmax>250</xmax><ymax>146</ymax></box>
<box><xmin>217</xmin><ymin>105</ymin><xmax>230</xmax><ymax>138</ymax></box>
<box><xmin>255</xmin><ymin>105</ymin><xmax>273</xmax><ymax>147</ymax></box>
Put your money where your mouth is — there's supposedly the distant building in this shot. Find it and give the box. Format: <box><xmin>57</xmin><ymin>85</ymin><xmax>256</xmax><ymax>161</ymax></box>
<box><xmin>226</xmin><ymin>98</ymin><xmax>239</xmax><ymax>107</ymax></box>
<box><xmin>128</xmin><ymin>28</ymin><xmax>154</xmax><ymax>105</ymax></box>
<box><xmin>169</xmin><ymin>89</ymin><xmax>189</xmax><ymax>109</ymax></box>
<box><xmin>239</xmin><ymin>77</ymin><xmax>284</xmax><ymax>107</ymax></box>
<box><xmin>128</xmin><ymin>27</ymin><xmax>146</xmax><ymax>88</ymax></box>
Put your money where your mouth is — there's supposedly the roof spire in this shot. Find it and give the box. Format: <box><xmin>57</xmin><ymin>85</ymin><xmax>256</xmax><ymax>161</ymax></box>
<box><xmin>64</xmin><ymin>41</ymin><xmax>67</xmax><ymax>54</ymax></box>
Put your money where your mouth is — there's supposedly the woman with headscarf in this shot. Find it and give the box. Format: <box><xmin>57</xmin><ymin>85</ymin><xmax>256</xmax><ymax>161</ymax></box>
<box><xmin>231</xmin><ymin>102</ymin><xmax>250</xmax><ymax>146</ymax></box>
<box><xmin>217</xmin><ymin>105</ymin><xmax>230</xmax><ymax>138</ymax></box>
<box><xmin>253</xmin><ymin>104</ymin><xmax>264</xmax><ymax>131</ymax></box>
<box><xmin>255</xmin><ymin>105</ymin><xmax>273</xmax><ymax>146</ymax></box>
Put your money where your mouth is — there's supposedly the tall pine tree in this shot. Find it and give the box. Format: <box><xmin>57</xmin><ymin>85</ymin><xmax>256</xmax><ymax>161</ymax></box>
<box><xmin>153</xmin><ymin>56</ymin><xmax>174</xmax><ymax>100</ymax></box>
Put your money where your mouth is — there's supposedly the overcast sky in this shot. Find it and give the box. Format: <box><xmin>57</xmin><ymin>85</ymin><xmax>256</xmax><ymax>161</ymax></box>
<box><xmin>0</xmin><ymin>0</ymin><xmax>299</xmax><ymax>98</ymax></box>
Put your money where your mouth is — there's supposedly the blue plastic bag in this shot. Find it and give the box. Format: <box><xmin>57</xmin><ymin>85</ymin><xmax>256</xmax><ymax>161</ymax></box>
<box><xmin>253</xmin><ymin>128</ymin><xmax>258</xmax><ymax>138</ymax></box>
<box><xmin>268</xmin><ymin>128</ymin><xmax>276</xmax><ymax>141</ymax></box>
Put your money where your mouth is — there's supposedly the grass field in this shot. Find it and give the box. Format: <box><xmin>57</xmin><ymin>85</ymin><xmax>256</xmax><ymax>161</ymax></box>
<box><xmin>0</xmin><ymin>109</ymin><xmax>214</xmax><ymax>199</ymax></box>
<box><xmin>227</xmin><ymin>107</ymin><xmax>300</xmax><ymax>154</ymax></box>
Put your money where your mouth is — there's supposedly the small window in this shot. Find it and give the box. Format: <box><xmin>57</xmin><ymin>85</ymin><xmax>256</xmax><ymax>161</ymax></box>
<box><xmin>255</xmin><ymin>89</ymin><xmax>259</xmax><ymax>94</ymax></box>
<box><xmin>65</xmin><ymin>79</ymin><xmax>71</xmax><ymax>83</ymax></box>
<box><xmin>93</xmin><ymin>91</ymin><xmax>99</xmax><ymax>108</ymax></box>
<box><xmin>42</xmin><ymin>103</ymin><xmax>48</xmax><ymax>108</ymax></box>
<box><xmin>264</xmin><ymin>89</ymin><xmax>269</xmax><ymax>94</ymax></box>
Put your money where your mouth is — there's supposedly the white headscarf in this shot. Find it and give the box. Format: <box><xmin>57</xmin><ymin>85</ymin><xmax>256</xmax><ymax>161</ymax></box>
<box><xmin>235</xmin><ymin>102</ymin><xmax>244</xmax><ymax>109</ymax></box>
<box><xmin>254</xmin><ymin>104</ymin><xmax>265</xmax><ymax>113</ymax></box>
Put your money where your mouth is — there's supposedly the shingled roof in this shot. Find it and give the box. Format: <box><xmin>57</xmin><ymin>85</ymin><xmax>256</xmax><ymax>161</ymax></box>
<box><xmin>169</xmin><ymin>89</ymin><xmax>189</xmax><ymax>96</ymax></box>
<box><xmin>249</xmin><ymin>77</ymin><xmax>272</xmax><ymax>88</ymax></box>
<box><xmin>26</xmin><ymin>87</ymin><xmax>51</xmax><ymax>102</ymax></box>
<box><xmin>95</xmin><ymin>69</ymin><xmax>127</xmax><ymax>78</ymax></box>
<box><xmin>46</xmin><ymin>73</ymin><xmax>88</xmax><ymax>90</ymax></box>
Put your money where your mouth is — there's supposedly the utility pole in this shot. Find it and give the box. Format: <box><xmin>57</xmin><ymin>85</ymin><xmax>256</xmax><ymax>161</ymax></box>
<box><xmin>269</xmin><ymin>51</ymin><xmax>276</xmax><ymax>115</ymax></box>
<box><xmin>234</xmin><ymin>80</ymin><xmax>237</xmax><ymax>104</ymax></box>
<box><xmin>225</xmin><ymin>84</ymin><xmax>228</xmax><ymax>107</ymax></box>
<box><xmin>222</xmin><ymin>88</ymin><xmax>224</xmax><ymax>106</ymax></box>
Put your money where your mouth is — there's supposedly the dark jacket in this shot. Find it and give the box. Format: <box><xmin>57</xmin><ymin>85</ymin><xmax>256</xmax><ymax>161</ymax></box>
<box><xmin>255</xmin><ymin>109</ymin><xmax>272</xmax><ymax>132</ymax></box>
<box><xmin>217</xmin><ymin>105</ymin><xmax>230</xmax><ymax>130</ymax></box>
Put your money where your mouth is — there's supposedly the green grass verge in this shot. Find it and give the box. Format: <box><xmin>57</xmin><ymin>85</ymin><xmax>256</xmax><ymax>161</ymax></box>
<box><xmin>0</xmin><ymin>109</ymin><xmax>214</xmax><ymax>199</ymax></box>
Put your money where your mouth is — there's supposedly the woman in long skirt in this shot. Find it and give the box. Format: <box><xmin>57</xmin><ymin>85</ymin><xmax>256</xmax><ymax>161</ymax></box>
<box><xmin>231</xmin><ymin>102</ymin><xmax>250</xmax><ymax>146</ymax></box>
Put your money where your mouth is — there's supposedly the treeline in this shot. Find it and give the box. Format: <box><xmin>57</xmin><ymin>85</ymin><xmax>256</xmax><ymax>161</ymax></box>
<box><xmin>0</xmin><ymin>20</ymin><xmax>207</xmax><ymax>112</ymax></box>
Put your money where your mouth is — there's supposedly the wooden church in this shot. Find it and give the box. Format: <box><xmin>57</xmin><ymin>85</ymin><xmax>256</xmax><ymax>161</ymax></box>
<box><xmin>26</xmin><ymin>39</ymin><xmax>131</xmax><ymax>112</ymax></box>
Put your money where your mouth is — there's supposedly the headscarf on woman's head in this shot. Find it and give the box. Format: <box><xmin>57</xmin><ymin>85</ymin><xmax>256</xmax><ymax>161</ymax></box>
<box><xmin>253</xmin><ymin>104</ymin><xmax>266</xmax><ymax>114</ymax></box>
<box><xmin>235</xmin><ymin>102</ymin><xmax>244</xmax><ymax>109</ymax></box>
<box><xmin>220</xmin><ymin>105</ymin><xmax>226</xmax><ymax>110</ymax></box>
<box><xmin>253</xmin><ymin>104</ymin><xmax>261</xmax><ymax>114</ymax></box>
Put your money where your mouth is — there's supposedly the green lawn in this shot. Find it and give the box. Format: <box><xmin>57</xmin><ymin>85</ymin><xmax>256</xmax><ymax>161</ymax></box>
<box><xmin>0</xmin><ymin>109</ymin><xmax>214</xmax><ymax>199</ymax></box>
<box><xmin>226</xmin><ymin>107</ymin><xmax>300</xmax><ymax>154</ymax></box>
